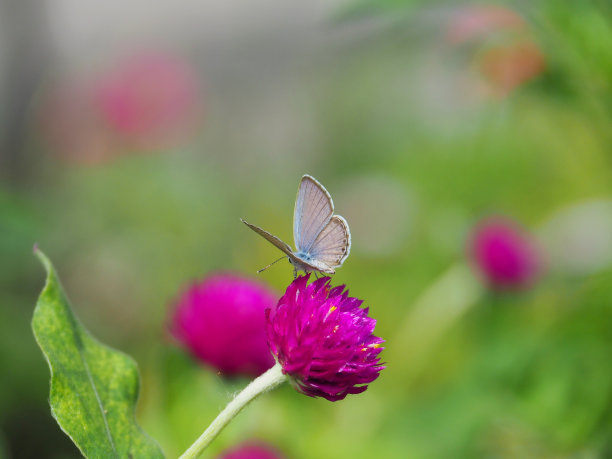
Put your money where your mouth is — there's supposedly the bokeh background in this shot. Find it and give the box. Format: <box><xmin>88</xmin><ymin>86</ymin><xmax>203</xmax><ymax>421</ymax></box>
<box><xmin>2</xmin><ymin>0</ymin><xmax>612</xmax><ymax>457</ymax></box>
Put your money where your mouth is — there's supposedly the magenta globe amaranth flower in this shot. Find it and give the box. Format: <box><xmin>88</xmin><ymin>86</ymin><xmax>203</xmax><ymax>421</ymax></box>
<box><xmin>171</xmin><ymin>273</ymin><xmax>277</xmax><ymax>377</ymax></box>
<box><xmin>469</xmin><ymin>216</ymin><xmax>541</xmax><ymax>290</ymax></box>
<box><xmin>217</xmin><ymin>442</ymin><xmax>285</xmax><ymax>459</ymax></box>
<box><xmin>266</xmin><ymin>275</ymin><xmax>384</xmax><ymax>401</ymax></box>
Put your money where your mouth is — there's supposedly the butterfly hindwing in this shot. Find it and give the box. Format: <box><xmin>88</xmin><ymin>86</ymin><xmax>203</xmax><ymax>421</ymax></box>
<box><xmin>294</xmin><ymin>175</ymin><xmax>334</xmax><ymax>254</ymax></box>
<box><xmin>308</xmin><ymin>215</ymin><xmax>351</xmax><ymax>269</ymax></box>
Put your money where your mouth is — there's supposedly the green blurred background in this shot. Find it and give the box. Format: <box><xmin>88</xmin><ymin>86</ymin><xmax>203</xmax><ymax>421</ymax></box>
<box><xmin>2</xmin><ymin>1</ymin><xmax>612</xmax><ymax>457</ymax></box>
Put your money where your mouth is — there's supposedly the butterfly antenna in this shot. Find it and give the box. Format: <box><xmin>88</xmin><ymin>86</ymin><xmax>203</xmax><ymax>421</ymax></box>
<box><xmin>257</xmin><ymin>256</ymin><xmax>288</xmax><ymax>273</ymax></box>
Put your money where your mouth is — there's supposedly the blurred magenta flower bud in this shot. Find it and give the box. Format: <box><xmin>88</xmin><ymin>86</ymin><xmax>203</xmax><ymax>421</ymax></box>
<box><xmin>94</xmin><ymin>51</ymin><xmax>201</xmax><ymax>149</ymax></box>
<box><xmin>266</xmin><ymin>275</ymin><xmax>384</xmax><ymax>401</ymax></box>
<box><xmin>468</xmin><ymin>216</ymin><xmax>541</xmax><ymax>290</ymax></box>
<box><xmin>170</xmin><ymin>274</ymin><xmax>277</xmax><ymax>377</ymax></box>
<box><xmin>217</xmin><ymin>442</ymin><xmax>285</xmax><ymax>459</ymax></box>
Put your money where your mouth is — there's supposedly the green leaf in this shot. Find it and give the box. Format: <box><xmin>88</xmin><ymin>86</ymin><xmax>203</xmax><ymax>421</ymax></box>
<box><xmin>31</xmin><ymin>249</ymin><xmax>164</xmax><ymax>459</ymax></box>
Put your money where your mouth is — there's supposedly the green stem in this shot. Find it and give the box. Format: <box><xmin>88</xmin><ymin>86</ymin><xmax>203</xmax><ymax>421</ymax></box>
<box><xmin>178</xmin><ymin>363</ymin><xmax>288</xmax><ymax>459</ymax></box>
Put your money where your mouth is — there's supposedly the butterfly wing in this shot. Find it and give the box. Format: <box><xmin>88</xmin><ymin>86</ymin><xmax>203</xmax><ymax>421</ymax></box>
<box><xmin>241</xmin><ymin>219</ymin><xmax>294</xmax><ymax>257</ymax></box>
<box><xmin>242</xmin><ymin>218</ymin><xmax>334</xmax><ymax>274</ymax></box>
<box><xmin>297</xmin><ymin>258</ymin><xmax>336</xmax><ymax>275</ymax></box>
<box><xmin>293</xmin><ymin>175</ymin><xmax>334</xmax><ymax>253</ymax></box>
<box><xmin>308</xmin><ymin>215</ymin><xmax>351</xmax><ymax>269</ymax></box>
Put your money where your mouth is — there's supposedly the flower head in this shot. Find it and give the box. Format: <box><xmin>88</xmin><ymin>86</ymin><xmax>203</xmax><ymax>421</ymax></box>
<box><xmin>217</xmin><ymin>442</ymin><xmax>285</xmax><ymax>459</ymax></box>
<box><xmin>171</xmin><ymin>273</ymin><xmax>277</xmax><ymax>377</ymax></box>
<box><xmin>469</xmin><ymin>216</ymin><xmax>541</xmax><ymax>290</ymax></box>
<box><xmin>266</xmin><ymin>275</ymin><xmax>384</xmax><ymax>401</ymax></box>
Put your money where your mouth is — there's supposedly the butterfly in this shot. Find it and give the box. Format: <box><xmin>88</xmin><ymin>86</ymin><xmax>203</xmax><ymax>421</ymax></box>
<box><xmin>242</xmin><ymin>175</ymin><xmax>351</xmax><ymax>277</ymax></box>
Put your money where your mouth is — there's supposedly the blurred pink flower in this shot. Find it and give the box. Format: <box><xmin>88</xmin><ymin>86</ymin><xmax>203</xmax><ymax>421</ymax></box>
<box><xmin>38</xmin><ymin>50</ymin><xmax>202</xmax><ymax>164</ymax></box>
<box><xmin>94</xmin><ymin>52</ymin><xmax>201</xmax><ymax>149</ymax></box>
<box><xmin>468</xmin><ymin>216</ymin><xmax>541</xmax><ymax>290</ymax></box>
<box><xmin>445</xmin><ymin>5</ymin><xmax>525</xmax><ymax>45</ymax></box>
<box><xmin>443</xmin><ymin>5</ymin><xmax>545</xmax><ymax>98</ymax></box>
<box><xmin>217</xmin><ymin>442</ymin><xmax>285</xmax><ymax>459</ymax></box>
<box><xmin>170</xmin><ymin>273</ymin><xmax>277</xmax><ymax>377</ymax></box>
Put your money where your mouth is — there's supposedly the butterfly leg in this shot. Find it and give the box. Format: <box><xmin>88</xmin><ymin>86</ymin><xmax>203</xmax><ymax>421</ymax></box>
<box><xmin>313</xmin><ymin>272</ymin><xmax>319</xmax><ymax>280</ymax></box>
<box><xmin>293</xmin><ymin>267</ymin><xmax>297</xmax><ymax>279</ymax></box>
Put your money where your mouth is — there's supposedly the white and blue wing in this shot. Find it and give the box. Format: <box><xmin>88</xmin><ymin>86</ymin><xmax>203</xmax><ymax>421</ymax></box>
<box><xmin>293</xmin><ymin>175</ymin><xmax>334</xmax><ymax>253</ymax></box>
<box><xmin>244</xmin><ymin>175</ymin><xmax>350</xmax><ymax>276</ymax></box>
<box><xmin>308</xmin><ymin>215</ymin><xmax>351</xmax><ymax>269</ymax></box>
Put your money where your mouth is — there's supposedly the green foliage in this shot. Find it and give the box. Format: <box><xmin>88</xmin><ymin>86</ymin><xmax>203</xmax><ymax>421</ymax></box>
<box><xmin>31</xmin><ymin>249</ymin><xmax>164</xmax><ymax>459</ymax></box>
